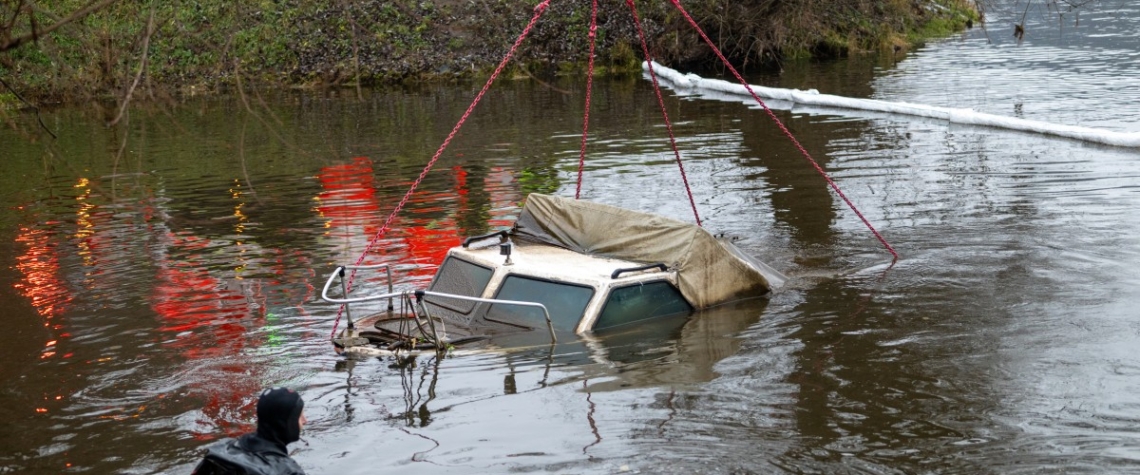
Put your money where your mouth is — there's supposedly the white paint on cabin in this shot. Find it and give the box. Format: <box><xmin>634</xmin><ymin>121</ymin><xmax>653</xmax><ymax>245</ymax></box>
<box><xmin>448</xmin><ymin>240</ymin><xmax>680</xmax><ymax>333</ymax></box>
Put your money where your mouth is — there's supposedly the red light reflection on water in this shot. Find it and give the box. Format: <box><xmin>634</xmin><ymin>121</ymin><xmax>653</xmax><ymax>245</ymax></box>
<box><xmin>315</xmin><ymin>158</ymin><xmax>475</xmax><ymax>285</ymax></box>
<box><xmin>314</xmin><ymin>159</ymin><xmax>523</xmax><ymax>287</ymax></box>
<box><xmin>10</xmin><ymin>175</ymin><xmax>301</xmax><ymax>443</ymax></box>
<box><xmin>13</xmin><ymin>177</ymin><xmax>122</xmax><ymax>364</ymax></box>
<box><xmin>400</xmin><ymin>224</ymin><xmax>462</xmax><ymax>278</ymax></box>
<box><xmin>150</xmin><ymin>235</ymin><xmax>266</xmax><ymax>439</ymax></box>
<box><xmin>315</xmin><ymin>156</ymin><xmax>382</xmax><ymax>235</ymax></box>
<box><xmin>397</xmin><ymin>183</ymin><xmax>462</xmax><ymax>281</ymax></box>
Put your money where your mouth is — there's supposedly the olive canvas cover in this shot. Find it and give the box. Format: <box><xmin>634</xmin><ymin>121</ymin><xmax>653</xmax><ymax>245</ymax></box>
<box><xmin>512</xmin><ymin>193</ymin><xmax>784</xmax><ymax>308</ymax></box>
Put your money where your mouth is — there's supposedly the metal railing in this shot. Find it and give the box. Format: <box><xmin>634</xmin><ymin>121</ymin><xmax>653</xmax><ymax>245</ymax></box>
<box><xmin>321</xmin><ymin>265</ymin><xmax>557</xmax><ymax>344</ymax></box>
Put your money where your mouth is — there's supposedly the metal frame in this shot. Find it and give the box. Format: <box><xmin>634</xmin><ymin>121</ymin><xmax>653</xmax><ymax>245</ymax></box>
<box><xmin>321</xmin><ymin>265</ymin><xmax>557</xmax><ymax>343</ymax></box>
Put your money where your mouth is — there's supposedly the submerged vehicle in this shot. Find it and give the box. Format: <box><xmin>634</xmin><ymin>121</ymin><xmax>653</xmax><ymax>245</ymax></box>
<box><xmin>316</xmin><ymin>0</ymin><xmax>899</xmax><ymax>358</ymax></box>
<box><xmin>322</xmin><ymin>193</ymin><xmax>786</xmax><ymax>357</ymax></box>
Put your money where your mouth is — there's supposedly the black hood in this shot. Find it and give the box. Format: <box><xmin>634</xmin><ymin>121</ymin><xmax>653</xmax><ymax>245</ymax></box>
<box><xmin>256</xmin><ymin>387</ymin><xmax>304</xmax><ymax>448</ymax></box>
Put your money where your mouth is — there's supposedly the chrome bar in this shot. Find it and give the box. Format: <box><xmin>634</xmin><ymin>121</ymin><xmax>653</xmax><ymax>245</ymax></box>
<box><xmin>341</xmin><ymin>263</ymin><xmax>394</xmax><ymax>309</ymax></box>
<box><xmin>420</xmin><ymin>290</ymin><xmax>557</xmax><ymax>343</ymax></box>
<box><xmin>414</xmin><ymin>296</ymin><xmax>443</xmax><ymax>348</ymax></box>
<box><xmin>320</xmin><ymin>263</ymin><xmax>401</xmax><ymax>311</ymax></box>
<box><xmin>338</xmin><ymin>267</ymin><xmax>354</xmax><ymax>328</ymax></box>
<box><xmin>321</xmin><ymin>266</ymin><xmax>403</xmax><ymax>304</ymax></box>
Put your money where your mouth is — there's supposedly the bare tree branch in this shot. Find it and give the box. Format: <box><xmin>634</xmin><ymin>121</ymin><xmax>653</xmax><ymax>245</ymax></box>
<box><xmin>233</xmin><ymin>59</ymin><xmax>310</xmax><ymax>157</ymax></box>
<box><xmin>0</xmin><ymin>74</ymin><xmax>56</xmax><ymax>139</ymax></box>
<box><xmin>107</xmin><ymin>7</ymin><xmax>154</xmax><ymax>127</ymax></box>
<box><xmin>3</xmin><ymin>0</ymin><xmax>27</xmax><ymax>39</ymax></box>
<box><xmin>0</xmin><ymin>0</ymin><xmax>118</xmax><ymax>52</ymax></box>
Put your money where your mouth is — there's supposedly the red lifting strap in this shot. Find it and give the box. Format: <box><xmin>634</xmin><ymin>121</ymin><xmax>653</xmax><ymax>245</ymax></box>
<box><xmin>575</xmin><ymin>0</ymin><xmax>599</xmax><ymax>200</ymax></box>
<box><xmin>663</xmin><ymin>0</ymin><xmax>898</xmax><ymax>260</ymax></box>
<box><xmin>330</xmin><ymin>1</ymin><xmax>553</xmax><ymax>339</ymax></box>
<box><xmin>333</xmin><ymin>0</ymin><xmax>899</xmax><ymax>339</ymax></box>
<box><xmin>625</xmin><ymin>0</ymin><xmax>703</xmax><ymax>227</ymax></box>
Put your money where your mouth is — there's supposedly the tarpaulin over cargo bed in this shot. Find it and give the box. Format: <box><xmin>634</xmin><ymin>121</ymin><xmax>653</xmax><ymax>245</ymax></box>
<box><xmin>513</xmin><ymin>194</ymin><xmax>785</xmax><ymax>308</ymax></box>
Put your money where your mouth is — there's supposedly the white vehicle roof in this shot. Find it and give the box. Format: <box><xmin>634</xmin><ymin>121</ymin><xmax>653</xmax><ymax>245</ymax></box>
<box><xmin>450</xmin><ymin>240</ymin><xmax>665</xmax><ymax>288</ymax></box>
<box><xmin>445</xmin><ymin>241</ymin><xmax>681</xmax><ymax>332</ymax></box>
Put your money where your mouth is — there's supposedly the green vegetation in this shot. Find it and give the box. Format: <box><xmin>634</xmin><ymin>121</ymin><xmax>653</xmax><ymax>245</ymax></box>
<box><xmin>0</xmin><ymin>0</ymin><xmax>978</xmax><ymax>102</ymax></box>
<box><xmin>659</xmin><ymin>0</ymin><xmax>979</xmax><ymax>66</ymax></box>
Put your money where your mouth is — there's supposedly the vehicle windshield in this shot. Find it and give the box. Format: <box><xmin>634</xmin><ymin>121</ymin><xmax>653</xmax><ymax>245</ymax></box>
<box><xmin>426</xmin><ymin>257</ymin><xmax>493</xmax><ymax>317</ymax></box>
<box><xmin>486</xmin><ymin>275</ymin><xmax>594</xmax><ymax>331</ymax></box>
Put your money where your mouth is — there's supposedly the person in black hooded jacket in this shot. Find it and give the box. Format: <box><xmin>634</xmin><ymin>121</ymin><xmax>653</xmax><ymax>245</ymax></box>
<box><xmin>192</xmin><ymin>387</ymin><xmax>308</xmax><ymax>475</ymax></box>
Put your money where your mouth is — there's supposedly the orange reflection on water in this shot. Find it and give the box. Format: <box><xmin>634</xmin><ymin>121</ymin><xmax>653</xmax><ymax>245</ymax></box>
<box><xmin>230</xmin><ymin>179</ymin><xmax>248</xmax><ymax>237</ymax></box>
<box><xmin>13</xmin><ymin>227</ymin><xmax>71</xmax><ymax>319</ymax></box>
<box><xmin>11</xmin><ymin>174</ymin><xmax>286</xmax><ymax>441</ymax></box>
<box><xmin>73</xmin><ymin>179</ymin><xmax>98</xmax><ymax>268</ymax></box>
<box><xmin>13</xmin><ymin>224</ymin><xmax>72</xmax><ymax>362</ymax></box>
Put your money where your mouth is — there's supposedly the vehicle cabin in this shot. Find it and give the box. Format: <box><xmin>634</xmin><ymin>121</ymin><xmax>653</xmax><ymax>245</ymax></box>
<box><xmin>323</xmin><ymin>193</ymin><xmax>783</xmax><ymax>354</ymax></box>
<box><xmin>429</xmin><ymin>235</ymin><xmax>692</xmax><ymax>334</ymax></box>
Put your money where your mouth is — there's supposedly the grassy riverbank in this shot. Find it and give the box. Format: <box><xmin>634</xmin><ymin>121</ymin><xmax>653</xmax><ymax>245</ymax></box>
<box><xmin>0</xmin><ymin>0</ymin><xmax>978</xmax><ymax>104</ymax></box>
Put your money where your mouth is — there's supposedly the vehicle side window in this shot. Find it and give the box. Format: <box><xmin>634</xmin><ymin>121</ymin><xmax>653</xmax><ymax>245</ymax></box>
<box><xmin>594</xmin><ymin>281</ymin><xmax>692</xmax><ymax>330</ymax></box>
<box><xmin>427</xmin><ymin>257</ymin><xmax>493</xmax><ymax>315</ymax></box>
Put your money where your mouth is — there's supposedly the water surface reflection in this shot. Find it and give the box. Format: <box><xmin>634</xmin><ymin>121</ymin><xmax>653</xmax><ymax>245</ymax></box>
<box><xmin>3</xmin><ymin>6</ymin><xmax>1140</xmax><ymax>471</ymax></box>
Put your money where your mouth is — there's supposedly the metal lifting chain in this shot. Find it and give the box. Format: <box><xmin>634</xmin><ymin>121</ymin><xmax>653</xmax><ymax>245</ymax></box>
<box><xmin>664</xmin><ymin>0</ymin><xmax>898</xmax><ymax>259</ymax></box>
<box><xmin>625</xmin><ymin>0</ymin><xmax>703</xmax><ymax>227</ymax></box>
<box><xmin>330</xmin><ymin>1</ymin><xmax>553</xmax><ymax>339</ymax></box>
<box><xmin>575</xmin><ymin>0</ymin><xmax>599</xmax><ymax>200</ymax></box>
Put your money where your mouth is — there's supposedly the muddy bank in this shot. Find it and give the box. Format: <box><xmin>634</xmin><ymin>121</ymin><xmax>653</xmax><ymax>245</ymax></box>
<box><xmin>0</xmin><ymin>0</ymin><xmax>977</xmax><ymax>103</ymax></box>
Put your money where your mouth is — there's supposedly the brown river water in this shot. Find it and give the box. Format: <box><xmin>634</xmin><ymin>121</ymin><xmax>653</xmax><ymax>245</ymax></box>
<box><xmin>2</xmin><ymin>2</ymin><xmax>1139</xmax><ymax>473</ymax></box>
